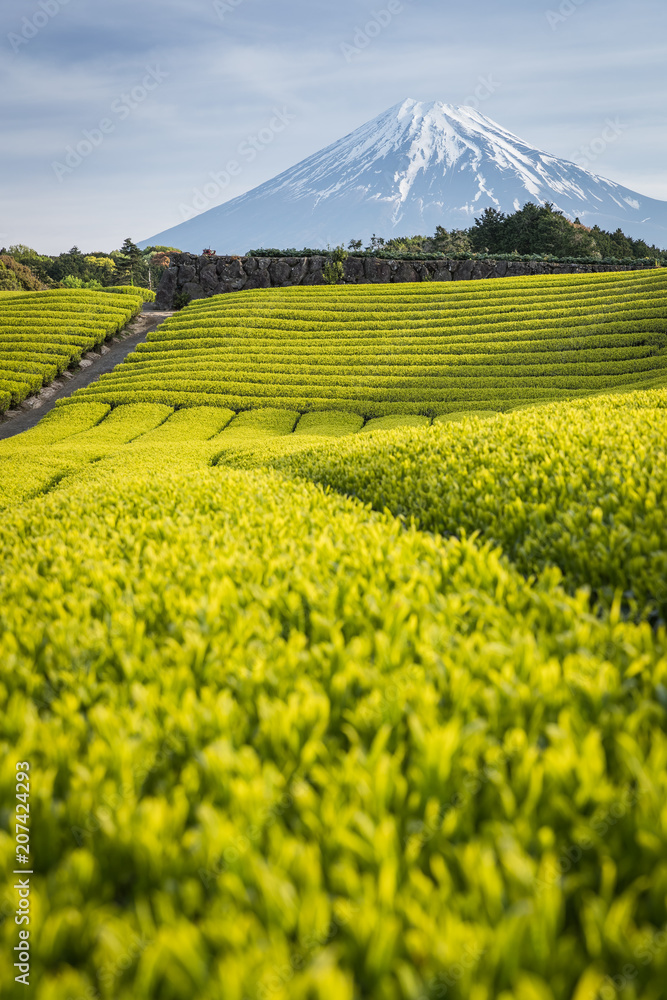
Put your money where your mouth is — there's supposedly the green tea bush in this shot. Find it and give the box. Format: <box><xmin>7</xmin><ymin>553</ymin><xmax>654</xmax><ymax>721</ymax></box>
<box><xmin>361</xmin><ymin>414</ymin><xmax>432</xmax><ymax>433</ymax></box>
<box><xmin>434</xmin><ymin>410</ymin><xmax>497</xmax><ymax>423</ymax></box>
<box><xmin>222</xmin><ymin>407</ymin><xmax>300</xmax><ymax>438</ymax></box>
<box><xmin>0</xmin><ymin>461</ymin><xmax>666</xmax><ymax>999</ymax></box>
<box><xmin>103</xmin><ymin>285</ymin><xmax>156</xmax><ymax>302</ymax></box>
<box><xmin>294</xmin><ymin>411</ymin><xmax>364</xmax><ymax>436</ymax></box>
<box><xmin>0</xmin><ymin>290</ymin><xmax>145</xmax><ymax>410</ymax></box>
<box><xmin>0</xmin><ymin>403</ymin><xmax>171</xmax><ymax>508</ymax></box>
<box><xmin>65</xmin><ymin>271</ymin><xmax>667</xmax><ymax>416</ymax></box>
<box><xmin>273</xmin><ymin>388</ymin><xmax>667</xmax><ymax>620</ymax></box>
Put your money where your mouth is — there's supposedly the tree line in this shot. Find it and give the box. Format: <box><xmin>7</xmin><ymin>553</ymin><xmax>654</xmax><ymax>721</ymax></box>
<box><xmin>346</xmin><ymin>202</ymin><xmax>667</xmax><ymax>261</ymax></box>
<box><xmin>3</xmin><ymin>202</ymin><xmax>665</xmax><ymax>292</ymax></box>
<box><xmin>0</xmin><ymin>239</ymin><xmax>180</xmax><ymax>290</ymax></box>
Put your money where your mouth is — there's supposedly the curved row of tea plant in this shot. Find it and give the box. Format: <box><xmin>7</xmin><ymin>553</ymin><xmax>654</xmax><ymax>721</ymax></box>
<box><xmin>0</xmin><ymin>289</ymin><xmax>146</xmax><ymax>411</ymax></box>
<box><xmin>0</xmin><ymin>402</ymin><xmax>374</xmax><ymax>509</ymax></box>
<box><xmin>63</xmin><ymin>270</ymin><xmax>667</xmax><ymax>416</ymax></box>
<box><xmin>271</xmin><ymin>387</ymin><xmax>667</xmax><ymax>622</ymax></box>
<box><xmin>102</xmin><ymin>286</ymin><xmax>156</xmax><ymax>301</ymax></box>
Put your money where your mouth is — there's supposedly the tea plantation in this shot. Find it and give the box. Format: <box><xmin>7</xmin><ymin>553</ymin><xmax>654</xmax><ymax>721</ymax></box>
<box><xmin>0</xmin><ymin>272</ymin><xmax>666</xmax><ymax>1000</ymax></box>
<box><xmin>63</xmin><ymin>269</ymin><xmax>667</xmax><ymax>415</ymax></box>
<box><xmin>0</xmin><ymin>288</ymin><xmax>152</xmax><ymax>412</ymax></box>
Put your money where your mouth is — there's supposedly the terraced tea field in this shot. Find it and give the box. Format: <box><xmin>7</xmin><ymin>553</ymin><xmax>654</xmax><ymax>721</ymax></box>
<box><xmin>0</xmin><ymin>288</ymin><xmax>150</xmax><ymax>412</ymax></box>
<box><xmin>1</xmin><ymin>271</ymin><xmax>666</xmax><ymax>1000</ymax></box>
<box><xmin>64</xmin><ymin>269</ymin><xmax>667</xmax><ymax>416</ymax></box>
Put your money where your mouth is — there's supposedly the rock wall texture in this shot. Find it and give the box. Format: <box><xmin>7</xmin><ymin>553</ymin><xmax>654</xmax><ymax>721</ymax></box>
<box><xmin>155</xmin><ymin>252</ymin><xmax>656</xmax><ymax>309</ymax></box>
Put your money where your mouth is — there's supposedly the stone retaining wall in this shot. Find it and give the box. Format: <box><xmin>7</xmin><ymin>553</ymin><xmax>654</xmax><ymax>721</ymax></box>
<box><xmin>155</xmin><ymin>252</ymin><xmax>656</xmax><ymax>309</ymax></box>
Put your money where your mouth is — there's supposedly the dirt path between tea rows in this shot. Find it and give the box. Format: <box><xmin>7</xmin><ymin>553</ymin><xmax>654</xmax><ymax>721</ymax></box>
<box><xmin>0</xmin><ymin>305</ymin><xmax>174</xmax><ymax>442</ymax></box>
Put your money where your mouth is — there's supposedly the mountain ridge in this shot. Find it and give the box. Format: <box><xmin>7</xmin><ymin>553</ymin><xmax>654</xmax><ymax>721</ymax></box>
<box><xmin>140</xmin><ymin>99</ymin><xmax>667</xmax><ymax>253</ymax></box>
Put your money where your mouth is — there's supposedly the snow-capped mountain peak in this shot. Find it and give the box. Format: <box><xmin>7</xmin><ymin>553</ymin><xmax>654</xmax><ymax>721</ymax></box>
<box><xmin>140</xmin><ymin>99</ymin><xmax>667</xmax><ymax>253</ymax></box>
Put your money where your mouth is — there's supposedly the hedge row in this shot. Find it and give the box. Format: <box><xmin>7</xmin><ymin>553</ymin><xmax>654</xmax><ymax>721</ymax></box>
<box><xmin>64</xmin><ymin>271</ymin><xmax>667</xmax><ymax>416</ymax></box>
<box><xmin>0</xmin><ymin>403</ymin><xmax>171</xmax><ymax>508</ymax></box>
<box><xmin>244</xmin><ymin>247</ymin><xmax>663</xmax><ymax>265</ymax></box>
<box><xmin>102</xmin><ymin>285</ymin><xmax>156</xmax><ymax>302</ymax></box>
<box><xmin>129</xmin><ymin>331</ymin><xmax>666</xmax><ymax>361</ymax></box>
<box><xmin>0</xmin><ymin>290</ymin><xmax>145</xmax><ymax>411</ymax></box>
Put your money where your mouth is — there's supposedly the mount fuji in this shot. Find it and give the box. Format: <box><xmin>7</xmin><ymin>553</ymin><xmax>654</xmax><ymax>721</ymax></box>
<box><xmin>140</xmin><ymin>99</ymin><xmax>667</xmax><ymax>254</ymax></box>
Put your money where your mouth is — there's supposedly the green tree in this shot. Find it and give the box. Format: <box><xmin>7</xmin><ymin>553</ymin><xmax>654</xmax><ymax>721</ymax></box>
<box><xmin>5</xmin><ymin>245</ymin><xmax>53</xmax><ymax>283</ymax></box>
<box><xmin>60</xmin><ymin>275</ymin><xmax>103</xmax><ymax>289</ymax></box>
<box><xmin>84</xmin><ymin>255</ymin><xmax>117</xmax><ymax>285</ymax></box>
<box><xmin>0</xmin><ymin>260</ymin><xmax>20</xmax><ymax>290</ymax></box>
<box><xmin>366</xmin><ymin>234</ymin><xmax>386</xmax><ymax>253</ymax></box>
<box><xmin>144</xmin><ymin>245</ymin><xmax>182</xmax><ymax>253</ymax></box>
<box><xmin>49</xmin><ymin>247</ymin><xmax>88</xmax><ymax>282</ymax></box>
<box><xmin>0</xmin><ymin>254</ymin><xmax>45</xmax><ymax>290</ymax></box>
<box><xmin>382</xmin><ymin>235</ymin><xmax>428</xmax><ymax>254</ymax></box>
<box><xmin>470</xmin><ymin>203</ymin><xmax>600</xmax><ymax>256</ymax></box>
<box><xmin>469</xmin><ymin>208</ymin><xmax>508</xmax><ymax>253</ymax></box>
<box><xmin>323</xmin><ymin>245</ymin><xmax>348</xmax><ymax>284</ymax></box>
<box><xmin>115</xmin><ymin>238</ymin><xmax>143</xmax><ymax>285</ymax></box>
<box><xmin>426</xmin><ymin>226</ymin><xmax>473</xmax><ymax>255</ymax></box>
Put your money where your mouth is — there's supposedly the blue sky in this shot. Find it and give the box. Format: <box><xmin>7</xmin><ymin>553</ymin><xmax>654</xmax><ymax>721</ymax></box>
<box><xmin>1</xmin><ymin>0</ymin><xmax>665</xmax><ymax>253</ymax></box>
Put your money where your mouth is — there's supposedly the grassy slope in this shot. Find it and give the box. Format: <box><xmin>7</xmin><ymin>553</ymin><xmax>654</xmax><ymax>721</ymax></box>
<box><xmin>0</xmin><ymin>276</ymin><xmax>666</xmax><ymax>1000</ymax></box>
<box><xmin>62</xmin><ymin>270</ymin><xmax>667</xmax><ymax>416</ymax></box>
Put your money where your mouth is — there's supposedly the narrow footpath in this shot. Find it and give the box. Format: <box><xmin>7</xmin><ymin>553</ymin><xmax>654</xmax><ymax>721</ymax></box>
<box><xmin>0</xmin><ymin>304</ymin><xmax>174</xmax><ymax>442</ymax></box>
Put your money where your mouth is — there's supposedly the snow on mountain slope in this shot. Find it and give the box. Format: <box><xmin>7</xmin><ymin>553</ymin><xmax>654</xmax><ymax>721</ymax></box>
<box><xmin>140</xmin><ymin>99</ymin><xmax>667</xmax><ymax>253</ymax></box>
